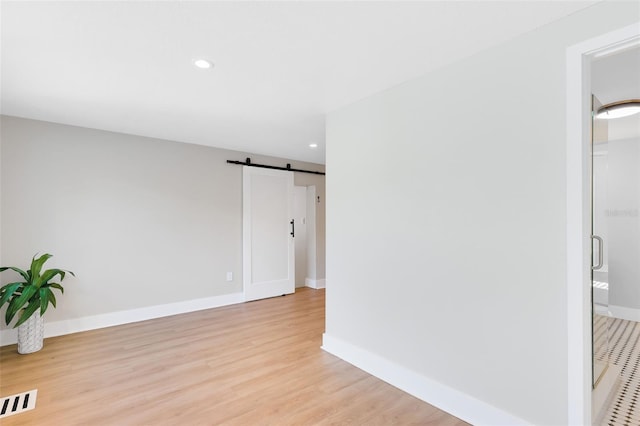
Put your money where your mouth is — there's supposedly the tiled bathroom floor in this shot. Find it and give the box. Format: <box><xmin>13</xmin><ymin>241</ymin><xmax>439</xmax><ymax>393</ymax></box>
<box><xmin>596</xmin><ymin>317</ymin><xmax>640</xmax><ymax>426</ymax></box>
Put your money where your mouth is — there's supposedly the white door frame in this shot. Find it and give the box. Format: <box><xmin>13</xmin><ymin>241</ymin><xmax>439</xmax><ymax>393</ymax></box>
<box><xmin>566</xmin><ymin>22</ymin><xmax>640</xmax><ymax>426</ymax></box>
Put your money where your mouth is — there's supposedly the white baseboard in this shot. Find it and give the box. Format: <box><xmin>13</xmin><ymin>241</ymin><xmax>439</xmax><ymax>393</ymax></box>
<box><xmin>305</xmin><ymin>278</ymin><xmax>326</xmax><ymax>289</ymax></box>
<box><xmin>609</xmin><ymin>304</ymin><xmax>640</xmax><ymax>322</ymax></box>
<box><xmin>0</xmin><ymin>292</ymin><xmax>244</xmax><ymax>347</ymax></box>
<box><xmin>321</xmin><ymin>333</ymin><xmax>530</xmax><ymax>426</ymax></box>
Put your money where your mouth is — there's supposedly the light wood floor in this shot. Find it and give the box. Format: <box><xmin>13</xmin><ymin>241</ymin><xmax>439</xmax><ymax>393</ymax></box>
<box><xmin>0</xmin><ymin>288</ymin><xmax>467</xmax><ymax>425</ymax></box>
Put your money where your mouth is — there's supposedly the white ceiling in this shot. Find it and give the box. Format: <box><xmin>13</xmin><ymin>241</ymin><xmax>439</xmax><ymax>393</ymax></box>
<box><xmin>592</xmin><ymin>46</ymin><xmax>640</xmax><ymax>106</ymax></box>
<box><xmin>592</xmin><ymin>46</ymin><xmax>640</xmax><ymax>140</ymax></box>
<box><xmin>1</xmin><ymin>1</ymin><xmax>599</xmax><ymax>164</ymax></box>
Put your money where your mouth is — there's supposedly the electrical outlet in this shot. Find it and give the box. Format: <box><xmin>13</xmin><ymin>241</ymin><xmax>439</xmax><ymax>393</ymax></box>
<box><xmin>226</xmin><ymin>272</ymin><xmax>233</xmax><ymax>281</ymax></box>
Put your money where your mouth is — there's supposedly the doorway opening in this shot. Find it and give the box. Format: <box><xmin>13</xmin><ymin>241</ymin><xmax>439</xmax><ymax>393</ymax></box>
<box><xmin>242</xmin><ymin>166</ymin><xmax>325</xmax><ymax>302</ymax></box>
<box><xmin>566</xmin><ymin>23</ymin><xmax>640</xmax><ymax>426</ymax></box>
<box><xmin>294</xmin><ymin>185</ymin><xmax>320</xmax><ymax>289</ymax></box>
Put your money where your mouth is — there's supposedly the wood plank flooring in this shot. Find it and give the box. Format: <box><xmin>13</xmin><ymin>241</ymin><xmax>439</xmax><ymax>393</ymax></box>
<box><xmin>0</xmin><ymin>288</ymin><xmax>467</xmax><ymax>425</ymax></box>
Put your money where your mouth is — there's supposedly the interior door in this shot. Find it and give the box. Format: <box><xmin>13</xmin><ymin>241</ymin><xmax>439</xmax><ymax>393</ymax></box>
<box><xmin>243</xmin><ymin>166</ymin><xmax>295</xmax><ymax>301</ymax></box>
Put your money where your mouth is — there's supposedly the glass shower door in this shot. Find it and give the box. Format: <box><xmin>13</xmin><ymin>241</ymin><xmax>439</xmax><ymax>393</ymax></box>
<box><xmin>592</xmin><ymin>95</ymin><xmax>610</xmax><ymax>389</ymax></box>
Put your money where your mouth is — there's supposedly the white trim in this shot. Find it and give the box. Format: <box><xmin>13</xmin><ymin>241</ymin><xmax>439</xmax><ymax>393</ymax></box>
<box><xmin>609</xmin><ymin>305</ymin><xmax>640</xmax><ymax>322</ymax></box>
<box><xmin>566</xmin><ymin>37</ymin><xmax>592</xmax><ymax>426</ymax></box>
<box><xmin>322</xmin><ymin>333</ymin><xmax>530</xmax><ymax>426</ymax></box>
<box><xmin>566</xmin><ymin>22</ymin><xmax>640</xmax><ymax>426</ymax></box>
<box><xmin>305</xmin><ymin>278</ymin><xmax>325</xmax><ymax>289</ymax></box>
<box><xmin>0</xmin><ymin>292</ymin><xmax>244</xmax><ymax>347</ymax></box>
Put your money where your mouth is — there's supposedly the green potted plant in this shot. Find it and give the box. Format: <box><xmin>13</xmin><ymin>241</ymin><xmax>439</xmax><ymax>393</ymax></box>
<box><xmin>0</xmin><ymin>253</ymin><xmax>74</xmax><ymax>354</ymax></box>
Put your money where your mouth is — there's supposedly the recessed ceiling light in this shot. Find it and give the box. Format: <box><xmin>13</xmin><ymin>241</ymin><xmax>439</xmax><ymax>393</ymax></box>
<box><xmin>193</xmin><ymin>59</ymin><xmax>213</xmax><ymax>69</ymax></box>
<box><xmin>309</xmin><ymin>143</ymin><xmax>318</xmax><ymax>148</ymax></box>
<box><xmin>596</xmin><ymin>100</ymin><xmax>640</xmax><ymax>120</ymax></box>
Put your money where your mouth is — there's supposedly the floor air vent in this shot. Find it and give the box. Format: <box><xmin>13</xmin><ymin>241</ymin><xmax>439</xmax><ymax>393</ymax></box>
<box><xmin>0</xmin><ymin>389</ymin><xmax>37</xmax><ymax>419</ymax></box>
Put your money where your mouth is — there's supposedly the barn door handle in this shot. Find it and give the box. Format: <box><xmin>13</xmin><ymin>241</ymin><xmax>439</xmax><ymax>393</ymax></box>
<box><xmin>290</xmin><ymin>219</ymin><xmax>295</xmax><ymax>238</ymax></box>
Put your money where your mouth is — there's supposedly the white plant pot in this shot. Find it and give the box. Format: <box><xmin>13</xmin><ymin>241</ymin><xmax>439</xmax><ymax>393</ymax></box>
<box><xmin>17</xmin><ymin>310</ymin><xmax>44</xmax><ymax>354</ymax></box>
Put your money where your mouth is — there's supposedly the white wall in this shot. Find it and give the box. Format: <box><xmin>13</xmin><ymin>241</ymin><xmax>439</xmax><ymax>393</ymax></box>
<box><xmin>608</xmin><ymin>137</ymin><xmax>640</xmax><ymax>312</ymax></box>
<box><xmin>324</xmin><ymin>3</ymin><xmax>639</xmax><ymax>425</ymax></box>
<box><xmin>0</xmin><ymin>116</ymin><xmax>325</xmax><ymax>336</ymax></box>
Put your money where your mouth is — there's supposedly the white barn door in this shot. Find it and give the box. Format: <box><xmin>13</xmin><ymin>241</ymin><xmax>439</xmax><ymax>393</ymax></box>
<box><xmin>243</xmin><ymin>166</ymin><xmax>295</xmax><ymax>301</ymax></box>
